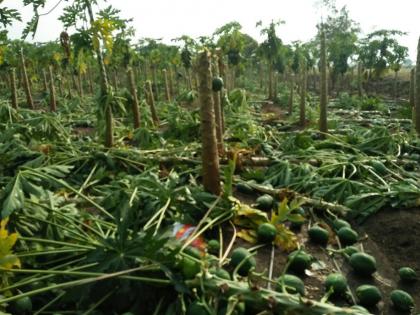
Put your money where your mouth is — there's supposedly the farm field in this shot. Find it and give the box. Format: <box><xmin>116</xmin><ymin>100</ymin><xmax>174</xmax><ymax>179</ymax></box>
<box><xmin>0</xmin><ymin>1</ymin><xmax>420</xmax><ymax>314</ymax></box>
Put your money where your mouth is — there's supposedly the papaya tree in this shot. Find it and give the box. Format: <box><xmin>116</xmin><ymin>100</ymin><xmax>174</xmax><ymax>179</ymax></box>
<box><xmin>59</xmin><ymin>2</ymin><xmax>130</xmax><ymax>147</ymax></box>
<box><xmin>410</xmin><ymin>68</ymin><xmax>415</xmax><ymax>124</ymax></box>
<box><xmin>359</xmin><ymin>29</ymin><xmax>407</xmax><ymax>95</ymax></box>
<box><xmin>388</xmin><ymin>43</ymin><xmax>408</xmax><ymax>102</ymax></box>
<box><xmin>319</xmin><ymin>27</ymin><xmax>328</xmax><ymax>135</ymax></box>
<box><xmin>197</xmin><ymin>49</ymin><xmax>221</xmax><ymax>195</ymax></box>
<box><xmin>213</xmin><ymin>21</ymin><xmax>247</xmax><ymax>90</ymax></box>
<box><xmin>173</xmin><ymin>35</ymin><xmax>196</xmax><ymax>90</ymax></box>
<box><xmin>257</xmin><ymin>20</ymin><xmax>284</xmax><ymax>101</ymax></box>
<box><xmin>321</xmin><ymin>5</ymin><xmax>359</xmax><ymax>95</ymax></box>
<box><xmin>416</xmin><ymin>37</ymin><xmax>420</xmax><ymax>135</ymax></box>
<box><xmin>288</xmin><ymin>42</ymin><xmax>303</xmax><ymax>114</ymax></box>
<box><xmin>299</xmin><ymin>43</ymin><xmax>313</xmax><ymax>126</ymax></box>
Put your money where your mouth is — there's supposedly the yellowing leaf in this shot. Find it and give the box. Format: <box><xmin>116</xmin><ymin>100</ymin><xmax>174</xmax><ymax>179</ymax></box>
<box><xmin>0</xmin><ymin>218</ymin><xmax>20</xmax><ymax>269</ymax></box>
<box><xmin>273</xmin><ymin>224</ymin><xmax>298</xmax><ymax>252</ymax></box>
<box><xmin>233</xmin><ymin>201</ymin><xmax>268</xmax><ymax>229</ymax></box>
<box><xmin>237</xmin><ymin>229</ymin><xmax>257</xmax><ymax>244</ymax></box>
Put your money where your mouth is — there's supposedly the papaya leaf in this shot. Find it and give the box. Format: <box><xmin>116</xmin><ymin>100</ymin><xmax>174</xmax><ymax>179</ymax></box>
<box><xmin>236</xmin><ymin>229</ymin><xmax>257</xmax><ymax>244</ymax></box>
<box><xmin>0</xmin><ymin>218</ymin><xmax>20</xmax><ymax>269</ymax></box>
<box><xmin>232</xmin><ymin>201</ymin><xmax>268</xmax><ymax>229</ymax></box>
<box><xmin>273</xmin><ymin>224</ymin><xmax>298</xmax><ymax>252</ymax></box>
<box><xmin>1</xmin><ymin>175</ymin><xmax>24</xmax><ymax>218</ymax></box>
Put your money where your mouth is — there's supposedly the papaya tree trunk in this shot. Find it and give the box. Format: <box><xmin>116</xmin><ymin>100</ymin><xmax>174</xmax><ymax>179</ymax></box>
<box><xmin>87</xmin><ymin>67</ymin><xmax>94</xmax><ymax>94</ymax></box>
<box><xmin>10</xmin><ymin>68</ymin><xmax>18</xmax><ymax>109</ymax></box>
<box><xmin>18</xmin><ymin>68</ymin><xmax>23</xmax><ymax>90</ymax></box>
<box><xmin>168</xmin><ymin>67</ymin><xmax>175</xmax><ymax>98</ymax></box>
<box><xmin>194</xmin><ymin>73</ymin><xmax>200</xmax><ymax>91</ymax></box>
<box><xmin>410</xmin><ymin>68</ymin><xmax>415</xmax><ymax>123</ymax></box>
<box><xmin>212</xmin><ymin>55</ymin><xmax>224</xmax><ymax>155</ymax></box>
<box><xmin>48</xmin><ymin>66</ymin><xmax>57</xmax><ymax>112</ymax></box>
<box><xmin>163</xmin><ymin>69</ymin><xmax>171</xmax><ymax>102</ymax></box>
<box><xmin>20</xmin><ymin>49</ymin><xmax>34</xmax><ymax>109</ymax></box>
<box><xmin>268</xmin><ymin>62</ymin><xmax>273</xmax><ymax>100</ymax></box>
<box><xmin>42</xmin><ymin>69</ymin><xmax>48</xmax><ymax>93</ymax></box>
<box><xmin>357</xmin><ymin>63</ymin><xmax>363</xmax><ymax>97</ymax></box>
<box><xmin>299</xmin><ymin>64</ymin><xmax>307</xmax><ymax>127</ymax></box>
<box><xmin>185</xmin><ymin>67</ymin><xmax>192</xmax><ymax>90</ymax></box>
<box><xmin>197</xmin><ymin>50</ymin><xmax>221</xmax><ymax>195</ymax></box>
<box><xmin>319</xmin><ymin>30</ymin><xmax>328</xmax><ymax>135</ymax></box>
<box><xmin>273</xmin><ymin>71</ymin><xmax>278</xmax><ymax>100</ymax></box>
<box><xmin>217</xmin><ymin>52</ymin><xmax>226</xmax><ymax>133</ymax></box>
<box><xmin>288</xmin><ymin>74</ymin><xmax>294</xmax><ymax>115</ymax></box>
<box><xmin>393</xmin><ymin>70</ymin><xmax>398</xmax><ymax>104</ymax></box>
<box><xmin>144</xmin><ymin>60</ymin><xmax>149</xmax><ymax>81</ymax></box>
<box><xmin>86</xmin><ymin>2</ymin><xmax>113</xmax><ymax>147</ymax></box>
<box><xmin>127</xmin><ymin>67</ymin><xmax>141</xmax><ymax>129</ymax></box>
<box><xmin>152</xmin><ymin>66</ymin><xmax>159</xmax><ymax>100</ymax></box>
<box><xmin>112</xmin><ymin>70</ymin><xmax>118</xmax><ymax>91</ymax></box>
<box><xmin>145</xmin><ymin>80</ymin><xmax>159</xmax><ymax>127</ymax></box>
<box><xmin>415</xmin><ymin>37</ymin><xmax>420</xmax><ymax>135</ymax></box>
<box><xmin>365</xmin><ymin>69</ymin><xmax>371</xmax><ymax>95</ymax></box>
<box><xmin>67</xmin><ymin>72</ymin><xmax>73</xmax><ymax>99</ymax></box>
<box><xmin>173</xmin><ymin>66</ymin><xmax>180</xmax><ymax>96</ymax></box>
<box><xmin>78</xmin><ymin>72</ymin><xmax>84</xmax><ymax>98</ymax></box>
<box><xmin>71</xmin><ymin>73</ymin><xmax>80</xmax><ymax>96</ymax></box>
<box><xmin>58</xmin><ymin>71</ymin><xmax>64</xmax><ymax>97</ymax></box>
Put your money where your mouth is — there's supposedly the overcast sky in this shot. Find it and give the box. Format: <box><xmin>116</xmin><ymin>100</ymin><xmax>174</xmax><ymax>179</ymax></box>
<box><xmin>4</xmin><ymin>0</ymin><xmax>419</xmax><ymax>60</ymax></box>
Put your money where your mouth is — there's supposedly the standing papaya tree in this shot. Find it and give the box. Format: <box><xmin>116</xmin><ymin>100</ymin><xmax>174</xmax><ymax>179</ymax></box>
<box><xmin>59</xmin><ymin>2</ymin><xmax>130</xmax><ymax>147</ymax></box>
<box><xmin>410</xmin><ymin>68</ymin><xmax>415</xmax><ymax>124</ymax></box>
<box><xmin>359</xmin><ymin>30</ymin><xmax>407</xmax><ymax>95</ymax></box>
<box><xmin>197</xmin><ymin>50</ymin><xmax>221</xmax><ymax>195</ymax></box>
<box><xmin>257</xmin><ymin>20</ymin><xmax>284</xmax><ymax>101</ymax></box>
<box><xmin>416</xmin><ymin>37</ymin><xmax>420</xmax><ymax>135</ymax></box>
<box><xmin>299</xmin><ymin>58</ymin><xmax>307</xmax><ymax>127</ymax></box>
<box><xmin>214</xmin><ymin>22</ymin><xmax>247</xmax><ymax>90</ymax></box>
<box><xmin>173</xmin><ymin>36</ymin><xmax>195</xmax><ymax>90</ymax></box>
<box><xmin>288</xmin><ymin>43</ymin><xmax>302</xmax><ymax>114</ymax></box>
<box><xmin>20</xmin><ymin>48</ymin><xmax>34</xmax><ymax>109</ymax></box>
<box><xmin>319</xmin><ymin>27</ymin><xmax>328</xmax><ymax>135</ymax></box>
<box><xmin>388</xmin><ymin>43</ymin><xmax>408</xmax><ymax>102</ymax></box>
<box><xmin>10</xmin><ymin>68</ymin><xmax>18</xmax><ymax>109</ymax></box>
<box><xmin>322</xmin><ymin>5</ymin><xmax>359</xmax><ymax>96</ymax></box>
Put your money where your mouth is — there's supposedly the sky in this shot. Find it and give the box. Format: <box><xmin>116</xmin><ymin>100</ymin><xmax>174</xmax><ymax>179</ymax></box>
<box><xmin>3</xmin><ymin>0</ymin><xmax>419</xmax><ymax>60</ymax></box>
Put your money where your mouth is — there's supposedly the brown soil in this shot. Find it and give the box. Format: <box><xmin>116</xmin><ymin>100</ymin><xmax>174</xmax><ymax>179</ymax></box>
<box><xmin>229</xmin><ymin>189</ymin><xmax>420</xmax><ymax>313</ymax></box>
<box><xmin>360</xmin><ymin>207</ymin><xmax>420</xmax><ymax>314</ymax></box>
